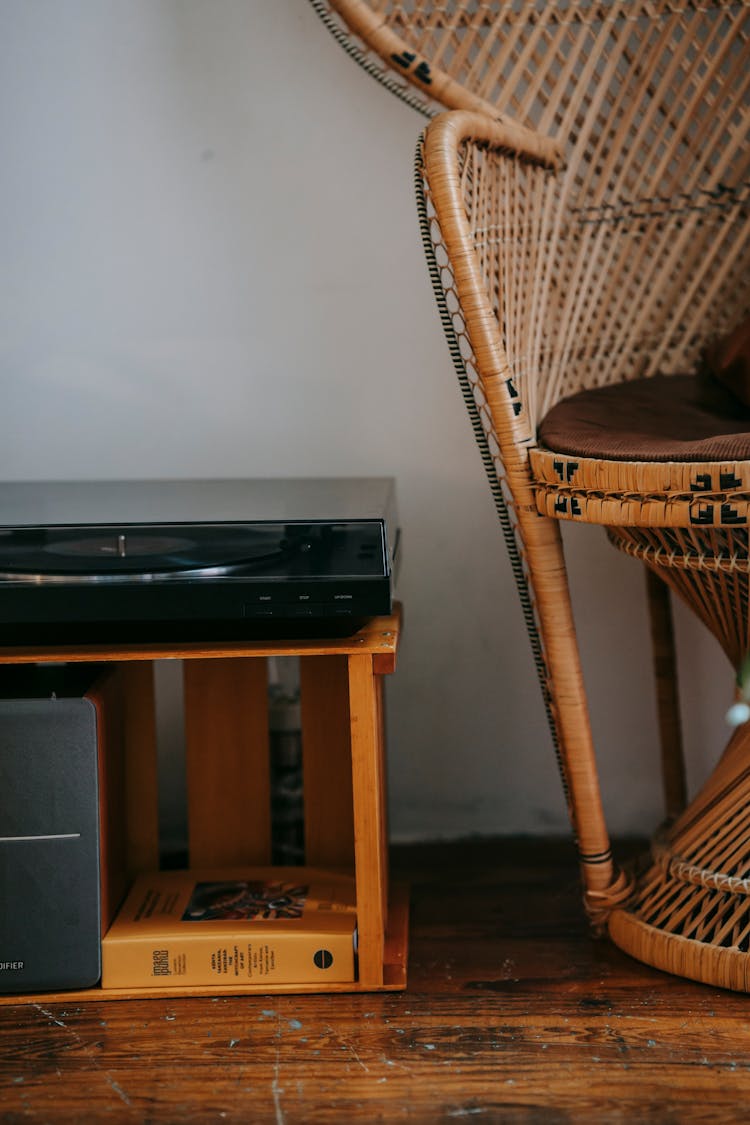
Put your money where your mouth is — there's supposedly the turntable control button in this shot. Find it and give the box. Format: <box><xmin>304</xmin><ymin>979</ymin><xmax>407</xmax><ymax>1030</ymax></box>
<box><xmin>243</xmin><ymin>604</ymin><xmax>274</xmax><ymax>617</ymax></box>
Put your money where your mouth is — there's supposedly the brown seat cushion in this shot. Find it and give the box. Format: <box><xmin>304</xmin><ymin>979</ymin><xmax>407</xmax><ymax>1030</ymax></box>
<box><xmin>537</xmin><ymin>373</ymin><xmax>750</xmax><ymax>463</ymax></box>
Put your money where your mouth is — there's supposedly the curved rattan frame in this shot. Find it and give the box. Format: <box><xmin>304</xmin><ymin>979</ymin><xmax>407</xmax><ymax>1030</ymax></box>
<box><xmin>308</xmin><ymin>0</ymin><xmax>435</xmax><ymax>118</ymax></box>
<box><xmin>418</xmin><ymin>110</ymin><xmax>633</xmax><ymax>921</ymax></box>
<box><xmin>309</xmin><ymin>0</ymin><xmax>498</xmax><ymax>119</ymax></box>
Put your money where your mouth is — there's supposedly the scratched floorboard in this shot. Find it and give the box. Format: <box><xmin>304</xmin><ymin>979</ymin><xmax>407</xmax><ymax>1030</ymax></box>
<box><xmin>2</xmin><ymin>838</ymin><xmax>750</xmax><ymax>1123</ymax></box>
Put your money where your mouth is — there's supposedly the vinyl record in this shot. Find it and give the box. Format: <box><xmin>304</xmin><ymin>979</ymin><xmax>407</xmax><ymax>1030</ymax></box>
<box><xmin>0</xmin><ymin>523</ymin><xmax>296</xmax><ymax>583</ymax></box>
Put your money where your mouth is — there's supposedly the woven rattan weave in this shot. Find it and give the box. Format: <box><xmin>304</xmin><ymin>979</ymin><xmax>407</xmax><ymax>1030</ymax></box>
<box><xmin>311</xmin><ymin>0</ymin><xmax>750</xmax><ymax>990</ymax></box>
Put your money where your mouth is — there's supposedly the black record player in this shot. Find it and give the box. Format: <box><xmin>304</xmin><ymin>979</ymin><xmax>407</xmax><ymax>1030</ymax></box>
<box><xmin>0</xmin><ymin>478</ymin><xmax>400</xmax><ymax>644</ymax></box>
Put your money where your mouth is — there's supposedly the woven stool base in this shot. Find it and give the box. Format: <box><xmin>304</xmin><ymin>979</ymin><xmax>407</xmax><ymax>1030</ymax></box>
<box><xmin>607</xmin><ymin>525</ymin><xmax>750</xmax><ymax>668</ymax></box>
<box><xmin>608</xmin><ymin>723</ymin><xmax>750</xmax><ymax>992</ymax></box>
<box><xmin>608</xmin><ymin>908</ymin><xmax>750</xmax><ymax>992</ymax></box>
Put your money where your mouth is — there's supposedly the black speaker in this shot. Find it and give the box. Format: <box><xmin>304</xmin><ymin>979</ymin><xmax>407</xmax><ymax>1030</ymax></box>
<box><xmin>0</xmin><ymin>665</ymin><xmax>124</xmax><ymax>993</ymax></box>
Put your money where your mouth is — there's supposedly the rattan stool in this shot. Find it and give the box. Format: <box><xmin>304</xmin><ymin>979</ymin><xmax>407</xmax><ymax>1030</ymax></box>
<box><xmin>608</xmin><ymin>525</ymin><xmax>750</xmax><ymax>991</ymax></box>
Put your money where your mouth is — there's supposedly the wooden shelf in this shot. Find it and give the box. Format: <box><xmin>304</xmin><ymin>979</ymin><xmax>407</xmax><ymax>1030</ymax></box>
<box><xmin>0</xmin><ymin>609</ymin><xmax>401</xmax><ymax>671</ymax></box>
<box><xmin>0</xmin><ymin>606</ymin><xmax>407</xmax><ymax>1001</ymax></box>
<box><xmin>0</xmin><ymin>883</ymin><xmax>409</xmax><ymax>1004</ymax></box>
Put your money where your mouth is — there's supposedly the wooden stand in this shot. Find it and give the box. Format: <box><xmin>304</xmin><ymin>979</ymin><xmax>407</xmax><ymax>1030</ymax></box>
<box><xmin>0</xmin><ymin>605</ymin><xmax>407</xmax><ymax>1001</ymax></box>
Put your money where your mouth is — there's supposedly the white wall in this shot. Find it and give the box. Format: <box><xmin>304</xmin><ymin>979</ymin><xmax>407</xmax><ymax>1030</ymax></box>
<box><xmin>0</xmin><ymin>0</ymin><xmax>732</xmax><ymax>842</ymax></box>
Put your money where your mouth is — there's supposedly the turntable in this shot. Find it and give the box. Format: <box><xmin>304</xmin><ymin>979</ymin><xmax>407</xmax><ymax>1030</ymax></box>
<box><xmin>0</xmin><ymin>478</ymin><xmax>400</xmax><ymax>643</ymax></box>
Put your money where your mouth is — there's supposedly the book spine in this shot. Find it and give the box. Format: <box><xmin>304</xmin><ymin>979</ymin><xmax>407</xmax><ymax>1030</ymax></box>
<box><xmin>102</xmin><ymin>931</ymin><xmax>355</xmax><ymax>989</ymax></box>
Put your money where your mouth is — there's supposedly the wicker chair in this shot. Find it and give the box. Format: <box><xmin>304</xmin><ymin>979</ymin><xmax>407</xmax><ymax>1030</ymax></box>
<box><xmin>311</xmin><ymin>0</ymin><xmax>750</xmax><ymax>990</ymax></box>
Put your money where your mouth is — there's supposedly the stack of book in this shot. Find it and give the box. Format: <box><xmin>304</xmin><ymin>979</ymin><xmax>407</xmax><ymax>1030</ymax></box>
<box><xmin>102</xmin><ymin>867</ymin><xmax>357</xmax><ymax>989</ymax></box>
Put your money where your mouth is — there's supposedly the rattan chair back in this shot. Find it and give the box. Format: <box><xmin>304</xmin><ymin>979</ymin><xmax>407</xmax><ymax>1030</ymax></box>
<box><xmin>413</xmin><ymin>5</ymin><xmax>750</xmax><ymax>988</ymax></box>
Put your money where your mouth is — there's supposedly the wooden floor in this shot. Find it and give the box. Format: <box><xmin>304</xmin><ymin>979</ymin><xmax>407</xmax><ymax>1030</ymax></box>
<box><xmin>3</xmin><ymin>838</ymin><xmax>750</xmax><ymax>1123</ymax></box>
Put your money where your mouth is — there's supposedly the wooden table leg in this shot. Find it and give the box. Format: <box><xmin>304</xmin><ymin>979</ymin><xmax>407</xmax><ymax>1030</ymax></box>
<box><xmin>347</xmin><ymin>652</ymin><xmax>388</xmax><ymax>989</ymax></box>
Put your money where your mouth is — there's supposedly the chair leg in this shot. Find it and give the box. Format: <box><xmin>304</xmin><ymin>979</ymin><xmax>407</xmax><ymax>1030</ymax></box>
<box><xmin>645</xmin><ymin>567</ymin><xmax>688</xmax><ymax>821</ymax></box>
<box><xmin>517</xmin><ymin>510</ymin><xmax>632</xmax><ymax>926</ymax></box>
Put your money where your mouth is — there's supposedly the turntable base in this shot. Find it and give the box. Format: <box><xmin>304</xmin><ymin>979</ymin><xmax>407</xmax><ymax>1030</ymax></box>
<box><xmin>0</xmin><ymin>605</ymin><xmax>407</xmax><ymax>1000</ymax></box>
<box><xmin>0</xmin><ymin>478</ymin><xmax>399</xmax><ymax>644</ymax></box>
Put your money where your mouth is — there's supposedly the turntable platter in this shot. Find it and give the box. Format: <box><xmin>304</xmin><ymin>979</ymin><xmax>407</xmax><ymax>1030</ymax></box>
<box><xmin>0</xmin><ymin>524</ymin><xmax>292</xmax><ymax>583</ymax></box>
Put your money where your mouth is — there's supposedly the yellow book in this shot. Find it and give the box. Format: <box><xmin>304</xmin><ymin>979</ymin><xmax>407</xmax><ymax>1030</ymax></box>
<box><xmin>101</xmin><ymin>867</ymin><xmax>357</xmax><ymax>989</ymax></box>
